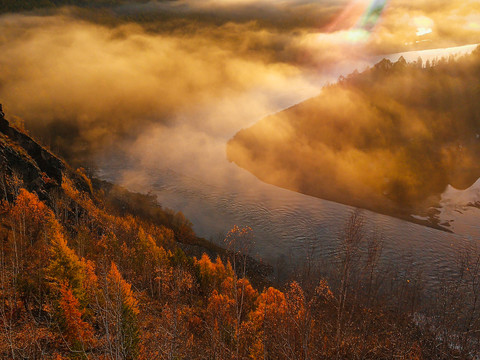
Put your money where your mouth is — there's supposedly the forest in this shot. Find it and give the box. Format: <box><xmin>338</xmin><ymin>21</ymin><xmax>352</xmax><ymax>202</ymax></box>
<box><xmin>228</xmin><ymin>46</ymin><xmax>480</xmax><ymax>228</ymax></box>
<box><xmin>1</xmin><ymin>1</ymin><xmax>480</xmax><ymax>359</ymax></box>
<box><xmin>2</xmin><ymin>88</ymin><xmax>480</xmax><ymax>359</ymax></box>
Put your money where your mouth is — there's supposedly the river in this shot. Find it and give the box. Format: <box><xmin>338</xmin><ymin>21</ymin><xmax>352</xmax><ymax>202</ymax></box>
<box><xmin>97</xmin><ymin>43</ymin><xmax>480</xmax><ymax>283</ymax></box>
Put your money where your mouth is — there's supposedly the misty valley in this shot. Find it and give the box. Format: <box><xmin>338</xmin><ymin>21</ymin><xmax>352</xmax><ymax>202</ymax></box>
<box><xmin>1</xmin><ymin>0</ymin><xmax>480</xmax><ymax>359</ymax></box>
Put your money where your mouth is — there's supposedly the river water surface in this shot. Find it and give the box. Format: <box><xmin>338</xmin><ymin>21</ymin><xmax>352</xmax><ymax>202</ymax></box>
<box><xmin>98</xmin><ymin>44</ymin><xmax>480</xmax><ymax>283</ymax></box>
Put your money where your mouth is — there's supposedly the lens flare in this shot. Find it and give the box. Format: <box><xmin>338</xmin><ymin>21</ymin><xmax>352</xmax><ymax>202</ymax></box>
<box><xmin>350</xmin><ymin>0</ymin><xmax>389</xmax><ymax>42</ymax></box>
<box><xmin>356</xmin><ymin>0</ymin><xmax>389</xmax><ymax>33</ymax></box>
<box><xmin>326</xmin><ymin>0</ymin><xmax>389</xmax><ymax>43</ymax></box>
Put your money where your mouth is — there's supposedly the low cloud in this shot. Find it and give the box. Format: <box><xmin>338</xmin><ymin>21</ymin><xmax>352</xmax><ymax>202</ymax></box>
<box><xmin>0</xmin><ymin>12</ymin><xmax>304</xmax><ymax>162</ymax></box>
<box><xmin>0</xmin><ymin>0</ymin><xmax>478</xmax><ymax>172</ymax></box>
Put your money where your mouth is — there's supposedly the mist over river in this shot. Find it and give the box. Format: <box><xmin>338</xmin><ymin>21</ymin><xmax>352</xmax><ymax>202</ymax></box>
<box><xmin>97</xmin><ymin>44</ymin><xmax>480</xmax><ymax>284</ymax></box>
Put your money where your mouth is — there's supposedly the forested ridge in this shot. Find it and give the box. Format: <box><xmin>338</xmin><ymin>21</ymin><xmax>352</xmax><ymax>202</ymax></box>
<box><xmin>228</xmin><ymin>47</ymin><xmax>480</xmax><ymax>228</ymax></box>
<box><xmin>2</xmin><ymin>108</ymin><xmax>480</xmax><ymax>358</ymax></box>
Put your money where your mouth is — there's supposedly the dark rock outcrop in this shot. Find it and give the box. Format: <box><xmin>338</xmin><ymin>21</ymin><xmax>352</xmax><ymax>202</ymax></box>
<box><xmin>0</xmin><ymin>106</ymin><xmax>89</xmax><ymax>205</ymax></box>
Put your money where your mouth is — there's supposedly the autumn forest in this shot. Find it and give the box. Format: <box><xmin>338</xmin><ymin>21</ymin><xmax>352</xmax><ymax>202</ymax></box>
<box><xmin>1</xmin><ymin>98</ymin><xmax>480</xmax><ymax>358</ymax></box>
<box><xmin>1</xmin><ymin>0</ymin><xmax>480</xmax><ymax>359</ymax></box>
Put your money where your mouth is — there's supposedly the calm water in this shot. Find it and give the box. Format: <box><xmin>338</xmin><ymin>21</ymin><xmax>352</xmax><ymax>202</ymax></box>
<box><xmin>98</xmin><ymin>158</ymin><xmax>477</xmax><ymax>284</ymax></box>
<box><xmin>98</xmin><ymin>44</ymin><xmax>479</xmax><ymax>283</ymax></box>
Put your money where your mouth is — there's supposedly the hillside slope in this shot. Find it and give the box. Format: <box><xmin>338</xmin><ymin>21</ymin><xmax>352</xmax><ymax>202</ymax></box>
<box><xmin>227</xmin><ymin>47</ymin><xmax>480</xmax><ymax>229</ymax></box>
<box><xmin>0</xmin><ymin>108</ymin><xmax>273</xmax><ymax>358</ymax></box>
<box><xmin>3</xmin><ymin>107</ymin><xmax>480</xmax><ymax>358</ymax></box>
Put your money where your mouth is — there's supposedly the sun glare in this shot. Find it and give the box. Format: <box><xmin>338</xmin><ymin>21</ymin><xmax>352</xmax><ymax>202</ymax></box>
<box><xmin>416</xmin><ymin>27</ymin><xmax>432</xmax><ymax>36</ymax></box>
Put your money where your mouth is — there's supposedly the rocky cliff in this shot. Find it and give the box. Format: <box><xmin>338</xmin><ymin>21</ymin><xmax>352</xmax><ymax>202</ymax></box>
<box><xmin>0</xmin><ymin>105</ymin><xmax>95</xmax><ymax>207</ymax></box>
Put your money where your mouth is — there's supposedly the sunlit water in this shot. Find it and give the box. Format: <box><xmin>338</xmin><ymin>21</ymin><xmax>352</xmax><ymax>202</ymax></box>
<box><xmin>98</xmin><ymin>163</ymin><xmax>476</xmax><ymax>282</ymax></box>
<box><xmin>98</xmin><ymin>44</ymin><xmax>480</xmax><ymax>284</ymax></box>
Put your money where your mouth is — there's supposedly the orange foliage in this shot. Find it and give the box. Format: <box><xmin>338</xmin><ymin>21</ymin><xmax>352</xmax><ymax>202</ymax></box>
<box><xmin>137</xmin><ymin>227</ymin><xmax>168</xmax><ymax>266</ymax></box>
<box><xmin>207</xmin><ymin>290</ymin><xmax>236</xmax><ymax>329</ymax></box>
<box><xmin>82</xmin><ymin>259</ymin><xmax>98</xmax><ymax>299</ymax></box>
<box><xmin>58</xmin><ymin>284</ymin><xmax>95</xmax><ymax>348</ymax></box>
<box><xmin>108</xmin><ymin>262</ymin><xmax>139</xmax><ymax>315</ymax></box>
<box><xmin>11</xmin><ymin>189</ymin><xmax>50</xmax><ymax>223</ymax></box>
<box><xmin>224</xmin><ymin>225</ymin><xmax>253</xmax><ymax>256</ymax></box>
<box><xmin>285</xmin><ymin>281</ymin><xmax>307</xmax><ymax>320</ymax></box>
<box><xmin>315</xmin><ymin>279</ymin><xmax>334</xmax><ymax>302</ymax></box>
<box><xmin>0</xmin><ymin>162</ymin><xmax>459</xmax><ymax>358</ymax></box>
<box><xmin>195</xmin><ymin>254</ymin><xmax>233</xmax><ymax>293</ymax></box>
<box><xmin>157</xmin><ymin>266</ymin><xmax>194</xmax><ymax>301</ymax></box>
<box><xmin>252</xmin><ymin>287</ymin><xmax>287</xmax><ymax>324</ymax></box>
<box><xmin>220</xmin><ymin>277</ymin><xmax>258</xmax><ymax>317</ymax></box>
<box><xmin>249</xmin><ymin>287</ymin><xmax>288</xmax><ymax>358</ymax></box>
<box><xmin>10</xmin><ymin>188</ymin><xmax>53</xmax><ymax>242</ymax></box>
<box><xmin>47</xmin><ymin>230</ymin><xmax>86</xmax><ymax>297</ymax></box>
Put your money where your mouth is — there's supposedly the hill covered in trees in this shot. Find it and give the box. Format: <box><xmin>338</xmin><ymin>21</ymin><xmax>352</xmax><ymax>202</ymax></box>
<box><xmin>227</xmin><ymin>47</ymin><xmax>480</xmax><ymax>228</ymax></box>
<box><xmin>3</xmin><ymin>108</ymin><xmax>480</xmax><ymax>358</ymax></box>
